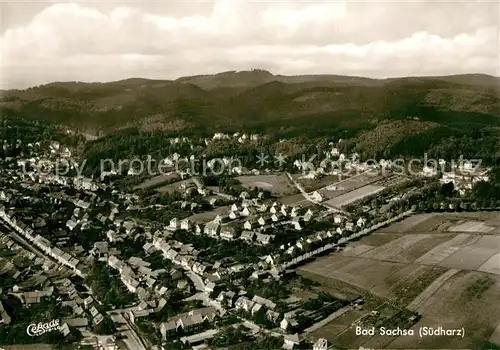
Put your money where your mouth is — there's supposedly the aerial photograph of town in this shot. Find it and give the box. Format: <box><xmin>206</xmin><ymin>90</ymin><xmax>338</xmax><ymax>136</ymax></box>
<box><xmin>0</xmin><ymin>1</ymin><xmax>499</xmax><ymax>350</ymax></box>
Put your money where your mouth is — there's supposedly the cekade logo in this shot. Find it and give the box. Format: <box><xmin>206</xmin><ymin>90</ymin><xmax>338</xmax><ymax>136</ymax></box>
<box><xmin>26</xmin><ymin>319</ymin><xmax>61</xmax><ymax>336</ymax></box>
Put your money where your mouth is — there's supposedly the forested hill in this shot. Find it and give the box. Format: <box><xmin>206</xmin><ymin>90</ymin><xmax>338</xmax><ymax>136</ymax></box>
<box><xmin>1</xmin><ymin>70</ymin><xmax>499</xmax><ymax>163</ymax></box>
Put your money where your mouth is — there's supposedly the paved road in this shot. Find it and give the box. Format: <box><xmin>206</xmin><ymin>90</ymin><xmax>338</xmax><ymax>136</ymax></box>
<box><xmin>285</xmin><ymin>172</ymin><xmax>342</xmax><ymax>213</ymax></box>
<box><xmin>110</xmin><ymin>312</ymin><xmax>147</xmax><ymax>350</ymax></box>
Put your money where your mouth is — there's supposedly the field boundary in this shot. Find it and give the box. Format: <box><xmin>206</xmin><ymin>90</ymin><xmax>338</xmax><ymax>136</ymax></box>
<box><xmin>407</xmin><ymin>268</ymin><xmax>460</xmax><ymax>312</ymax></box>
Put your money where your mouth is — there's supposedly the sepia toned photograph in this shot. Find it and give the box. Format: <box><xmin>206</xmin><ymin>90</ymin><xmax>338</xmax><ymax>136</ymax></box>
<box><xmin>0</xmin><ymin>1</ymin><xmax>499</xmax><ymax>349</ymax></box>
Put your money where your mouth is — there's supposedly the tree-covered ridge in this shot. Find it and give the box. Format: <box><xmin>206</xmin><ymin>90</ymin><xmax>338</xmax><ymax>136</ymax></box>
<box><xmin>1</xmin><ymin>71</ymin><xmax>498</xmax><ymax>134</ymax></box>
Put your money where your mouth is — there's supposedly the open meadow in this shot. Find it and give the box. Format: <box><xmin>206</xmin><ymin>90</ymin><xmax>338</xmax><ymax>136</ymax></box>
<box><xmin>237</xmin><ymin>174</ymin><xmax>295</xmax><ymax>195</ymax></box>
<box><xmin>134</xmin><ymin>172</ymin><xmax>181</xmax><ymax>190</ymax></box>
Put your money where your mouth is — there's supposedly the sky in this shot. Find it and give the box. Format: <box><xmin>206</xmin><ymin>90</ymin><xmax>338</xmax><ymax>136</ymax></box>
<box><xmin>1</xmin><ymin>0</ymin><xmax>499</xmax><ymax>89</ymax></box>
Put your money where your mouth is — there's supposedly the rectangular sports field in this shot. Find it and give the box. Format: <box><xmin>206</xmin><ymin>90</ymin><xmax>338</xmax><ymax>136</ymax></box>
<box><xmin>323</xmin><ymin>185</ymin><xmax>385</xmax><ymax>208</ymax></box>
<box><xmin>237</xmin><ymin>174</ymin><xmax>295</xmax><ymax>195</ymax></box>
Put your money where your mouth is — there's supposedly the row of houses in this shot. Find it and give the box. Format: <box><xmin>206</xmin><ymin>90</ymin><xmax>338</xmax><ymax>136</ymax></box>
<box><xmin>234</xmin><ymin>295</ymin><xmax>280</xmax><ymax>322</ymax></box>
<box><xmin>0</xmin><ymin>208</ymin><xmax>87</xmax><ymax>277</ymax></box>
<box><xmin>227</xmin><ymin>201</ymin><xmax>311</xmax><ymax>220</ymax></box>
<box><xmin>282</xmin><ymin>216</ymin><xmax>366</xmax><ymax>256</ymax></box>
<box><xmin>159</xmin><ymin>306</ymin><xmax>219</xmax><ymax>339</ymax></box>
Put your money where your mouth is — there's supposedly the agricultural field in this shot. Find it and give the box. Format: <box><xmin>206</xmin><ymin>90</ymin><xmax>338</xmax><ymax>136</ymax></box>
<box><xmin>360</xmin><ymin>233</ymin><xmax>457</xmax><ymax>263</ymax></box>
<box><xmin>378</xmin><ymin>213</ymin><xmax>438</xmax><ymax>233</ymax></box>
<box><xmin>447</xmin><ymin>220</ymin><xmax>495</xmax><ymax>233</ymax></box>
<box><xmin>388</xmin><ymin>272</ymin><xmax>500</xmax><ymax>349</ymax></box>
<box><xmin>323</xmin><ymin>185</ymin><xmax>385</xmax><ymax>208</ymax></box>
<box><xmin>237</xmin><ymin>174</ymin><xmax>295</xmax><ymax>195</ymax></box>
<box><xmin>134</xmin><ymin>172</ymin><xmax>180</xmax><ymax>190</ymax></box>
<box><xmin>297</xmin><ymin>211</ymin><xmax>500</xmax><ymax>348</ymax></box>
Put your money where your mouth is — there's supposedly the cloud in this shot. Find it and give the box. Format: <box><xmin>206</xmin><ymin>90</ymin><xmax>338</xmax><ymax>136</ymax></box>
<box><xmin>1</xmin><ymin>1</ymin><xmax>498</xmax><ymax>89</ymax></box>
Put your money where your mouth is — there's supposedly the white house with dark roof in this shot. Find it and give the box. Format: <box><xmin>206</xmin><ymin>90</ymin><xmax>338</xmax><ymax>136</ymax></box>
<box><xmin>313</xmin><ymin>338</ymin><xmax>328</xmax><ymax>350</ymax></box>
<box><xmin>257</xmin><ymin>216</ymin><xmax>266</xmax><ymax>226</ymax></box>
<box><xmin>256</xmin><ymin>233</ymin><xmax>273</xmax><ymax>245</ymax></box>
<box><xmin>169</xmin><ymin>218</ymin><xmax>179</xmax><ymax>230</ymax></box>
<box><xmin>271</xmin><ymin>213</ymin><xmax>280</xmax><ymax>222</ymax></box>
<box><xmin>194</xmin><ymin>224</ymin><xmax>202</xmax><ymax>235</ymax></box>
<box><xmin>266</xmin><ymin>310</ymin><xmax>280</xmax><ymax>323</ymax></box>
<box><xmin>180</xmin><ymin>218</ymin><xmax>191</xmax><ymax>231</ymax></box>
<box><xmin>239</xmin><ymin>191</ymin><xmax>250</xmax><ymax>199</ymax></box>
<box><xmin>165</xmin><ymin>249</ymin><xmax>178</xmax><ymax>261</ymax></box>
<box><xmin>334</xmin><ymin>215</ymin><xmax>344</xmax><ymax>224</ymax></box>
<box><xmin>283</xmin><ymin>333</ymin><xmax>300</xmax><ymax>349</ymax></box>
<box><xmin>252</xmin><ymin>295</ymin><xmax>276</xmax><ymax>310</ymax></box>
<box><xmin>280</xmin><ymin>311</ymin><xmax>299</xmax><ymax>331</ymax></box>
<box><xmin>303</xmin><ymin>209</ymin><xmax>314</xmax><ymax>222</ymax></box>
<box><xmin>122</xmin><ymin>221</ymin><xmax>136</xmax><ymax>234</ymax></box>
<box><xmin>291</xmin><ymin>219</ymin><xmax>302</xmax><ymax>231</ymax></box>
<box><xmin>243</xmin><ymin>220</ymin><xmax>254</xmax><ymax>231</ymax></box>
<box><xmin>280</xmin><ymin>206</ymin><xmax>288</xmax><ymax>217</ymax></box>
<box><xmin>240</xmin><ymin>207</ymin><xmax>254</xmax><ymax>217</ymax></box>
<box><xmin>204</xmin><ymin>221</ymin><xmax>220</xmax><ymax>237</ymax></box>
<box><xmin>257</xmin><ymin>203</ymin><xmax>268</xmax><ymax>212</ymax></box>
<box><xmin>66</xmin><ymin>219</ymin><xmax>77</xmax><ymax>231</ymax></box>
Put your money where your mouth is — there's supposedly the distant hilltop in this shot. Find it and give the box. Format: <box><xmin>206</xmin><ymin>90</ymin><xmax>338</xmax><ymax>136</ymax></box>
<box><xmin>0</xmin><ymin>70</ymin><xmax>498</xmax><ymax>138</ymax></box>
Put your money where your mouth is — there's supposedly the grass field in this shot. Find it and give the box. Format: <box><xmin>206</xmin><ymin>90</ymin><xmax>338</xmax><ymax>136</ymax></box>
<box><xmin>185</xmin><ymin>205</ymin><xmax>231</xmax><ymax>223</ymax></box>
<box><xmin>447</xmin><ymin>220</ymin><xmax>495</xmax><ymax>233</ymax></box>
<box><xmin>438</xmin><ymin>235</ymin><xmax>500</xmax><ymax>271</ymax></box>
<box><xmin>388</xmin><ymin>272</ymin><xmax>500</xmax><ymax>349</ymax></box>
<box><xmin>295</xmin><ymin>173</ymin><xmax>345</xmax><ymax>192</ymax></box>
<box><xmin>377</xmin><ymin>213</ymin><xmax>437</xmax><ymax>233</ymax></box>
<box><xmin>324</xmin><ymin>185</ymin><xmax>385</xmax><ymax>208</ymax></box>
<box><xmin>361</xmin><ymin>233</ymin><xmax>457</xmax><ymax>263</ymax></box>
<box><xmin>237</xmin><ymin>174</ymin><xmax>295</xmax><ymax>195</ymax></box>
